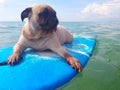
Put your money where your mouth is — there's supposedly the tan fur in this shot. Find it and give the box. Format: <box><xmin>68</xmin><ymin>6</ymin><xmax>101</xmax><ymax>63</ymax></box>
<box><xmin>8</xmin><ymin>4</ymin><xmax>82</xmax><ymax>72</ymax></box>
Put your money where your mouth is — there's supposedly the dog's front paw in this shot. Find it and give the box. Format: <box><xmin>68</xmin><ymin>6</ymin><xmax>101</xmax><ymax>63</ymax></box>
<box><xmin>67</xmin><ymin>57</ymin><xmax>83</xmax><ymax>72</ymax></box>
<box><xmin>8</xmin><ymin>54</ymin><xmax>22</xmax><ymax>65</ymax></box>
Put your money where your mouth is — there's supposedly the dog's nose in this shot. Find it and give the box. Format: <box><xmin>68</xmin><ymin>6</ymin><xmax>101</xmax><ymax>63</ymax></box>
<box><xmin>39</xmin><ymin>8</ymin><xmax>49</xmax><ymax>18</ymax></box>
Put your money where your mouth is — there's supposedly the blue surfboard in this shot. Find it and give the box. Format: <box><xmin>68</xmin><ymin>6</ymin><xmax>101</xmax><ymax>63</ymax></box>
<box><xmin>0</xmin><ymin>35</ymin><xmax>96</xmax><ymax>90</ymax></box>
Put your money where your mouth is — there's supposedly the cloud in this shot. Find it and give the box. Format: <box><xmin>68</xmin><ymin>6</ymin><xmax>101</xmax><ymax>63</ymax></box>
<box><xmin>0</xmin><ymin>0</ymin><xmax>4</xmax><ymax>4</ymax></box>
<box><xmin>79</xmin><ymin>0</ymin><xmax>120</xmax><ymax>21</ymax></box>
<box><xmin>0</xmin><ymin>0</ymin><xmax>4</xmax><ymax>7</ymax></box>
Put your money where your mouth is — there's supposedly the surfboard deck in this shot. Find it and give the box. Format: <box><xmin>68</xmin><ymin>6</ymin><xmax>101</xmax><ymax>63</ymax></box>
<box><xmin>0</xmin><ymin>35</ymin><xmax>96</xmax><ymax>90</ymax></box>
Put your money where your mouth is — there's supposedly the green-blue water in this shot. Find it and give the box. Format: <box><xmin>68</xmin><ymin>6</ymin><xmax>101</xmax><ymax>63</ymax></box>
<box><xmin>0</xmin><ymin>21</ymin><xmax>120</xmax><ymax>90</ymax></box>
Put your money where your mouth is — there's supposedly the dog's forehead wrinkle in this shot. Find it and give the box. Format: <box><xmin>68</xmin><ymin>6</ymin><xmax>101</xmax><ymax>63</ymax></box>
<box><xmin>32</xmin><ymin>4</ymin><xmax>54</xmax><ymax>12</ymax></box>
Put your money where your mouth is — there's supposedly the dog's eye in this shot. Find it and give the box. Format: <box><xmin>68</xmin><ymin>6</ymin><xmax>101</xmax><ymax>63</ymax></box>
<box><xmin>38</xmin><ymin>13</ymin><xmax>43</xmax><ymax>17</ymax></box>
<box><xmin>38</xmin><ymin>8</ymin><xmax>49</xmax><ymax>18</ymax></box>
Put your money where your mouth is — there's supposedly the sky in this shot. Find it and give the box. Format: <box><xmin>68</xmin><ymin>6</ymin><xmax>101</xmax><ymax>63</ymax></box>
<box><xmin>0</xmin><ymin>0</ymin><xmax>120</xmax><ymax>22</ymax></box>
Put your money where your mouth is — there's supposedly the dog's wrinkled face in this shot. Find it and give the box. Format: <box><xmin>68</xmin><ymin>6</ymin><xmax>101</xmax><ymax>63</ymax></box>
<box><xmin>21</xmin><ymin>4</ymin><xmax>59</xmax><ymax>33</ymax></box>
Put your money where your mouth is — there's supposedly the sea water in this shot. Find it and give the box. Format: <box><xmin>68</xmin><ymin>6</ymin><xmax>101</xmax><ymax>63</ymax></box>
<box><xmin>0</xmin><ymin>21</ymin><xmax>120</xmax><ymax>90</ymax></box>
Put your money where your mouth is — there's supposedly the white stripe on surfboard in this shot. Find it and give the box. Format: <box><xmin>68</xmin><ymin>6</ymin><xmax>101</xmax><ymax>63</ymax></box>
<box><xmin>66</xmin><ymin>48</ymin><xmax>90</xmax><ymax>57</ymax></box>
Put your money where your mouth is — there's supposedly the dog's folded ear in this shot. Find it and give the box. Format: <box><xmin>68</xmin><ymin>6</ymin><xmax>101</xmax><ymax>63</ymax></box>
<box><xmin>21</xmin><ymin>7</ymin><xmax>32</xmax><ymax>21</ymax></box>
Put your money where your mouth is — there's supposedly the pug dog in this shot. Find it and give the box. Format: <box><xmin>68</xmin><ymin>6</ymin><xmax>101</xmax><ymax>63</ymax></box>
<box><xmin>2</xmin><ymin>4</ymin><xmax>83</xmax><ymax>72</ymax></box>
